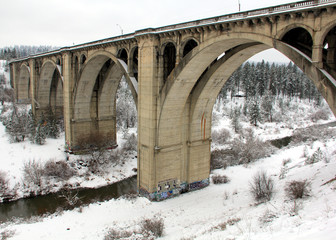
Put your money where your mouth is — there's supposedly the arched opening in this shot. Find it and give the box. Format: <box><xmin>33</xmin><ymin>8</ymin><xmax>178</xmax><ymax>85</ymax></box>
<box><xmin>131</xmin><ymin>47</ymin><xmax>138</xmax><ymax>80</ymax></box>
<box><xmin>49</xmin><ymin>68</ymin><xmax>63</xmax><ymax>117</ymax></box>
<box><xmin>91</xmin><ymin>59</ymin><xmax>112</xmax><ymax>120</ymax></box>
<box><xmin>116</xmin><ymin>77</ymin><xmax>137</xmax><ymax>138</ymax></box>
<box><xmin>183</xmin><ymin>39</ymin><xmax>198</xmax><ymax>57</ymax></box>
<box><xmin>80</xmin><ymin>54</ymin><xmax>87</xmax><ymax>65</ymax></box>
<box><xmin>281</xmin><ymin>27</ymin><xmax>313</xmax><ymax>58</ymax></box>
<box><xmin>73</xmin><ymin>52</ymin><xmax>138</xmax><ymax>150</ymax></box>
<box><xmin>323</xmin><ymin>25</ymin><xmax>336</xmax><ymax>78</ymax></box>
<box><xmin>210</xmin><ymin>48</ymin><xmax>334</xmax><ymax>170</ymax></box>
<box><xmin>118</xmin><ymin>49</ymin><xmax>128</xmax><ymax>63</ymax></box>
<box><xmin>74</xmin><ymin>56</ymin><xmax>79</xmax><ymax>82</ymax></box>
<box><xmin>163</xmin><ymin>42</ymin><xmax>176</xmax><ymax>82</ymax></box>
<box><xmin>18</xmin><ymin>65</ymin><xmax>30</xmax><ymax>102</ymax></box>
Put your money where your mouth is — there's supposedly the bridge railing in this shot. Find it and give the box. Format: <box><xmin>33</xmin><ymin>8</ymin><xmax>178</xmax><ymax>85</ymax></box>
<box><xmin>154</xmin><ymin>0</ymin><xmax>336</xmax><ymax>33</ymax></box>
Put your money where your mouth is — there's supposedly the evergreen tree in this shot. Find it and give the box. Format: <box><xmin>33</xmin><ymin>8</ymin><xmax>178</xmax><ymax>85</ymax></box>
<box><xmin>44</xmin><ymin>108</ymin><xmax>60</xmax><ymax>138</ymax></box>
<box><xmin>27</xmin><ymin>110</ymin><xmax>37</xmax><ymax>142</ymax></box>
<box><xmin>261</xmin><ymin>91</ymin><xmax>274</xmax><ymax>122</ymax></box>
<box><xmin>248</xmin><ymin>98</ymin><xmax>261</xmax><ymax>126</ymax></box>
<box><xmin>231</xmin><ymin>105</ymin><xmax>242</xmax><ymax>133</ymax></box>
<box><xmin>34</xmin><ymin>124</ymin><xmax>46</xmax><ymax>145</ymax></box>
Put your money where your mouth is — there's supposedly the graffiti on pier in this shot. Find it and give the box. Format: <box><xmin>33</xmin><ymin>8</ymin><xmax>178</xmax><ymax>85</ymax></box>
<box><xmin>188</xmin><ymin>178</ymin><xmax>209</xmax><ymax>191</ymax></box>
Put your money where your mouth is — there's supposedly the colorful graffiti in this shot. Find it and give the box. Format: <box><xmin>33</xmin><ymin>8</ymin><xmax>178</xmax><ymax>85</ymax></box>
<box><xmin>188</xmin><ymin>178</ymin><xmax>210</xmax><ymax>191</ymax></box>
<box><xmin>138</xmin><ymin>178</ymin><xmax>210</xmax><ymax>201</ymax></box>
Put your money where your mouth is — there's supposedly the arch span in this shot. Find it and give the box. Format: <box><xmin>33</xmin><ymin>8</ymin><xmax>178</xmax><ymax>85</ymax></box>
<box><xmin>72</xmin><ymin>51</ymin><xmax>138</xmax><ymax>147</ymax></box>
<box><xmin>74</xmin><ymin>51</ymin><xmax>138</xmax><ymax>121</ymax></box>
<box><xmin>38</xmin><ymin>60</ymin><xmax>63</xmax><ymax>113</ymax></box>
<box><xmin>17</xmin><ymin>63</ymin><xmax>31</xmax><ymax>102</ymax></box>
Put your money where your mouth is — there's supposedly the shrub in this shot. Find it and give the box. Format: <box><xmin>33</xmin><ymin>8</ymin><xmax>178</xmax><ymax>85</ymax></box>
<box><xmin>77</xmin><ymin>132</ymin><xmax>115</xmax><ymax>173</ymax></box>
<box><xmin>210</xmin><ymin>149</ymin><xmax>228</xmax><ymax>170</ymax></box>
<box><xmin>285</xmin><ymin>180</ymin><xmax>311</xmax><ymax>199</ymax></box>
<box><xmin>212</xmin><ymin>128</ymin><xmax>231</xmax><ymax>145</ymax></box>
<box><xmin>212</xmin><ymin>174</ymin><xmax>230</xmax><ymax>184</ymax></box>
<box><xmin>22</xmin><ymin>160</ymin><xmax>44</xmax><ymax>187</ymax></box>
<box><xmin>249</xmin><ymin>170</ymin><xmax>274</xmax><ymax>202</ymax></box>
<box><xmin>0</xmin><ymin>171</ymin><xmax>10</xmax><ymax>198</ymax></box>
<box><xmin>43</xmin><ymin>160</ymin><xmax>76</xmax><ymax>180</ymax></box>
<box><xmin>104</xmin><ymin>228</ymin><xmax>133</xmax><ymax>240</ymax></box>
<box><xmin>310</xmin><ymin>108</ymin><xmax>330</xmax><ymax>122</ymax></box>
<box><xmin>259</xmin><ymin>209</ymin><xmax>278</xmax><ymax>224</ymax></box>
<box><xmin>104</xmin><ymin>217</ymin><xmax>164</xmax><ymax>240</ymax></box>
<box><xmin>214</xmin><ymin>218</ymin><xmax>241</xmax><ymax>231</ymax></box>
<box><xmin>140</xmin><ymin>217</ymin><xmax>164</xmax><ymax>238</ymax></box>
<box><xmin>305</xmin><ymin>147</ymin><xmax>325</xmax><ymax>165</ymax></box>
<box><xmin>123</xmin><ymin>133</ymin><xmax>137</xmax><ymax>152</ymax></box>
<box><xmin>232</xmin><ymin>129</ymin><xmax>272</xmax><ymax>164</ymax></box>
<box><xmin>0</xmin><ymin>229</ymin><xmax>16</xmax><ymax>240</ymax></box>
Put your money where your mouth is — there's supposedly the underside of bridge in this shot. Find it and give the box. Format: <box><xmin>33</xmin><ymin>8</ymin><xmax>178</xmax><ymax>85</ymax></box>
<box><xmin>9</xmin><ymin>0</ymin><xmax>336</xmax><ymax>201</ymax></box>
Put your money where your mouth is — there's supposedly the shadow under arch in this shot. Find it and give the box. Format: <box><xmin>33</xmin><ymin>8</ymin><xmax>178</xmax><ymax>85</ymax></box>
<box><xmin>71</xmin><ymin>50</ymin><xmax>138</xmax><ymax>148</ymax></box>
<box><xmin>38</xmin><ymin>60</ymin><xmax>63</xmax><ymax>115</ymax></box>
<box><xmin>73</xmin><ymin>50</ymin><xmax>138</xmax><ymax>121</ymax></box>
<box><xmin>17</xmin><ymin>63</ymin><xmax>31</xmax><ymax>103</ymax></box>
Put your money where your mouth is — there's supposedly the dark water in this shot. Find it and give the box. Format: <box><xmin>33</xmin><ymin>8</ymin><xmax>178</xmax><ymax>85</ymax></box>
<box><xmin>0</xmin><ymin>175</ymin><xmax>137</xmax><ymax>223</ymax></box>
<box><xmin>270</xmin><ymin>136</ymin><xmax>292</xmax><ymax>148</ymax></box>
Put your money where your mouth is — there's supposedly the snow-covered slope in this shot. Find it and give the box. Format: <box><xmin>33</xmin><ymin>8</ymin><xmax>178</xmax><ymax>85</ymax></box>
<box><xmin>1</xmin><ymin>136</ymin><xmax>335</xmax><ymax>240</ymax></box>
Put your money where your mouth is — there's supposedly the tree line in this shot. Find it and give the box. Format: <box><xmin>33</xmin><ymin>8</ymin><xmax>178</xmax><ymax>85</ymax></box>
<box><xmin>0</xmin><ymin>45</ymin><xmax>56</xmax><ymax>60</ymax></box>
<box><xmin>220</xmin><ymin>61</ymin><xmax>321</xmax><ymax>103</ymax></box>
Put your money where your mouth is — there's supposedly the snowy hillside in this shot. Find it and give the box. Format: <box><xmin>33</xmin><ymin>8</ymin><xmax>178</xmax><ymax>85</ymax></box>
<box><xmin>1</xmin><ymin>124</ymin><xmax>335</xmax><ymax>240</ymax></box>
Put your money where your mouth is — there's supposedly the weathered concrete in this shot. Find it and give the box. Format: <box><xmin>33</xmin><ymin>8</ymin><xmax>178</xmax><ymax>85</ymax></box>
<box><xmin>9</xmin><ymin>0</ymin><xmax>336</xmax><ymax>200</ymax></box>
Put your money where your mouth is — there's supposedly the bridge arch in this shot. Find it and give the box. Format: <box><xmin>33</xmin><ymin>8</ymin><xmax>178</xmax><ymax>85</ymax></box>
<box><xmin>38</xmin><ymin>60</ymin><xmax>63</xmax><ymax>115</ymax></box>
<box><xmin>156</xmin><ymin>30</ymin><xmax>336</xmax><ymax>186</ymax></box>
<box><xmin>117</xmin><ymin>48</ymin><xmax>128</xmax><ymax>64</ymax></box>
<box><xmin>129</xmin><ymin>46</ymin><xmax>138</xmax><ymax>79</ymax></box>
<box><xmin>72</xmin><ymin>50</ymin><xmax>138</xmax><ymax>146</ymax></box>
<box><xmin>162</xmin><ymin>41</ymin><xmax>177</xmax><ymax>83</ymax></box>
<box><xmin>158</xmin><ymin>33</ymin><xmax>269</xmax><ymax>147</ymax></box>
<box><xmin>280</xmin><ymin>26</ymin><xmax>313</xmax><ymax>58</ymax></box>
<box><xmin>17</xmin><ymin>63</ymin><xmax>31</xmax><ymax>102</ymax></box>
<box><xmin>181</xmin><ymin>38</ymin><xmax>199</xmax><ymax>58</ymax></box>
<box><xmin>321</xmin><ymin>23</ymin><xmax>336</xmax><ymax>79</ymax></box>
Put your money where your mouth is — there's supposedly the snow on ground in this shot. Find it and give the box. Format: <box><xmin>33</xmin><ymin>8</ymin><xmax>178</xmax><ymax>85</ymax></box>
<box><xmin>1</xmin><ymin>136</ymin><xmax>335</xmax><ymax>239</ymax></box>
<box><xmin>0</xmin><ymin>109</ymin><xmax>137</xmax><ymax>199</ymax></box>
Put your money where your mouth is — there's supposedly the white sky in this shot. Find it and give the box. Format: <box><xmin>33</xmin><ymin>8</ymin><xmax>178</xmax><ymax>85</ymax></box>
<box><xmin>1</xmin><ymin>0</ymin><xmax>297</xmax><ymax>62</ymax></box>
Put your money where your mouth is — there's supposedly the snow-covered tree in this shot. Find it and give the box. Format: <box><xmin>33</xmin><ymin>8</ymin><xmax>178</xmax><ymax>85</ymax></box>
<box><xmin>248</xmin><ymin>98</ymin><xmax>261</xmax><ymax>126</ymax></box>
<box><xmin>34</xmin><ymin>124</ymin><xmax>46</xmax><ymax>145</ymax></box>
<box><xmin>261</xmin><ymin>91</ymin><xmax>274</xmax><ymax>122</ymax></box>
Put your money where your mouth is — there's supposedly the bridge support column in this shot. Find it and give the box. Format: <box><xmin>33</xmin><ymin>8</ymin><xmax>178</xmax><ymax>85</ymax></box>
<box><xmin>62</xmin><ymin>52</ymin><xmax>74</xmax><ymax>151</ymax></box>
<box><xmin>29</xmin><ymin>60</ymin><xmax>37</xmax><ymax>115</ymax></box>
<box><xmin>10</xmin><ymin>63</ymin><xmax>19</xmax><ymax>101</ymax></box>
<box><xmin>187</xmin><ymin>139</ymin><xmax>211</xmax><ymax>190</ymax></box>
<box><xmin>312</xmin><ymin>45</ymin><xmax>323</xmax><ymax>68</ymax></box>
<box><xmin>137</xmin><ymin>35</ymin><xmax>160</xmax><ymax>199</ymax></box>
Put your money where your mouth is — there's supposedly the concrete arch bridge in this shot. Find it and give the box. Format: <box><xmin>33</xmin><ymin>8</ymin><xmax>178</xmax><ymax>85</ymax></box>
<box><xmin>9</xmin><ymin>0</ymin><xmax>336</xmax><ymax>200</ymax></box>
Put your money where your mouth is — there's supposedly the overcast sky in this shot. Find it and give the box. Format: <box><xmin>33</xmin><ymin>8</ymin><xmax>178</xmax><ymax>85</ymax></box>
<box><xmin>1</xmin><ymin>0</ymin><xmax>297</xmax><ymax>62</ymax></box>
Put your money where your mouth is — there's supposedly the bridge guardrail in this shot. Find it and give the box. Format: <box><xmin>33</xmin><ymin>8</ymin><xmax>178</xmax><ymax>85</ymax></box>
<box><xmin>155</xmin><ymin>0</ymin><xmax>336</xmax><ymax>33</ymax></box>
